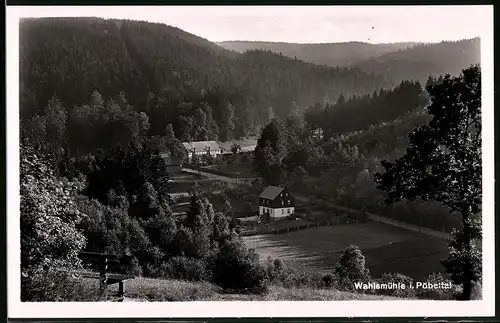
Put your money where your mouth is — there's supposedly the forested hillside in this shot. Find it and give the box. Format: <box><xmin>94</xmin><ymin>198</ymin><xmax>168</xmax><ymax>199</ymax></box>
<box><xmin>354</xmin><ymin>38</ymin><xmax>480</xmax><ymax>84</ymax></box>
<box><xmin>217</xmin><ymin>41</ymin><xmax>418</xmax><ymax>67</ymax></box>
<box><xmin>218</xmin><ymin>39</ymin><xmax>480</xmax><ymax>85</ymax></box>
<box><xmin>20</xmin><ymin>17</ymin><xmax>390</xmax><ymax>154</ymax></box>
<box><xmin>304</xmin><ymin>80</ymin><xmax>428</xmax><ymax>138</ymax></box>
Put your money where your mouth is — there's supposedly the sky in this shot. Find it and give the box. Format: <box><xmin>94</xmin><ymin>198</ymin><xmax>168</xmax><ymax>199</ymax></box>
<box><xmin>9</xmin><ymin>5</ymin><xmax>492</xmax><ymax>44</ymax></box>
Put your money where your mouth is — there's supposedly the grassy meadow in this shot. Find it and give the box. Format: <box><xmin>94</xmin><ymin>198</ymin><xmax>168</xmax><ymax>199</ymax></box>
<box><xmin>243</xmin><ymin>222</ymin><xmax>449</xmax><ymax>280</ymax></box>
<box><xmin>202</xmin><ymin>160</ymin><xmax>257</xmax><ymax>178</ymax></box>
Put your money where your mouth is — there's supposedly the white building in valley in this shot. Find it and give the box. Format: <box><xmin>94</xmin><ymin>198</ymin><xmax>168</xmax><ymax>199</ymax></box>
<box><xmin>182</xmin><ymin>141</ymin><xmax>222</xmax><ymax>162</ymax></box>
<box><xmin>258</xmin><ymin>186</ymin><xmax>295</xmax><ymax>220</ymax></box>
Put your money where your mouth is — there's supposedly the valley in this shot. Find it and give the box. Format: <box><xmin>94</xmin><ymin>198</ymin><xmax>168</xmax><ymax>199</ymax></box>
<box><xmin>18</xmin><ymin>13</ymin><xmax>483</xmax><ymax>303</ymax></box>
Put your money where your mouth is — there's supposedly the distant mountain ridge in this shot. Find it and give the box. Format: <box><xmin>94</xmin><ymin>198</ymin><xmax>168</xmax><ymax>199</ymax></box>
<box><xmin>353</xmin><ymin>38</ymin><xmax>481</xmax><ymax>84</ymax></box>
<box><xmin>218</xmin><ymin>38</ymin><xmax>481</xmax><ymax>84</ymax></box>
<box><xmin>217</xmin><ymin>40</ymin><xmax>419</xmax><ymax>67</ymax></box>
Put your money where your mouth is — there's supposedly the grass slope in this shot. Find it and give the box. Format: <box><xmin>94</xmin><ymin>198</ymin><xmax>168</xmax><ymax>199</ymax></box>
<box><xmin>76</xmin><ymin>276</ymin><xmax>398</xmax><ymax>301</ymax></box>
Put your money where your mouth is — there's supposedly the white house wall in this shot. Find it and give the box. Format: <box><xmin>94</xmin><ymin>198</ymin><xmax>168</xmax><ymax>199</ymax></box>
<box><xmin>259</xmin><ymin>206</ymin><xmax>295</xmax><ymax>219</ymax></box>
<box><xmin>271</xmin><ymin>207</ymin><xmax>294</xmax><ymax>219</ymax></box>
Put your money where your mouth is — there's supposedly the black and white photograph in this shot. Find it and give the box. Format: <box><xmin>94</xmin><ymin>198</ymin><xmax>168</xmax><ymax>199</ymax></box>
<box><xmin>6</xmin><ymin>4</ymin><xmax>494</xmax><ymax>319</ymax></box>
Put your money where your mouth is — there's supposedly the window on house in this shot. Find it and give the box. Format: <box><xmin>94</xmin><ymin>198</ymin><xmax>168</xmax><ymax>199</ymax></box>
<box><xmin>282</xmin><ymin>209</ymin><xmax>284</xmax><ymax>214</ymax></box>
<box><xmin>282</xmin><ymin>200</ymin><xmax>284</xmax><ymax>205</ymax></box>
<box><xmin>287</xmin><ymin>209</ymin><xmax>291</xmax><ymax>214</ymax></box>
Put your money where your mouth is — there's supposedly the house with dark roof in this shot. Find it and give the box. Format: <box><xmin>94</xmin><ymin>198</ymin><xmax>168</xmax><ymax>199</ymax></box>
<box><xmin>160</xmin><ymin>151</ymin><xmax>182</xmax><ymax>173</ymax></box>
<box><xmin>258</xmin><ymin>186</ymin><xmax>295</xmax><ymax>220</ymax></box>
<box><xmin>182</xmin><ymin>141</ymin><xmax>222</xmax><ymax>162</ymax></box>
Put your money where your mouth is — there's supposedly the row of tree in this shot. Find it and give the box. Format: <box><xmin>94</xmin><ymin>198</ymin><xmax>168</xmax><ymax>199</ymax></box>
<box><xmin>304</xmin><ymin>79</ymin><xmax>429</xmax><ymax>139</ymax></box>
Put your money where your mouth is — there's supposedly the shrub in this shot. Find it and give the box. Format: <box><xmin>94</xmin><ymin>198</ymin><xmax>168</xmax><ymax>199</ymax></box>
<box><xmin>334</xmin><ymin>244</ymin><xmax>370</xmax><ymax>291</ymax></box>
<box><xmin>415</xmin><ymin>273</ymin><xmax>456</xmax><ymax>300</ymax></box>
<box><xmin>212</xmin><ymin>236</ymin><xmax>268</xmax><ymax>293</ymax></box>
<box><xmin>375</xmin><ymin>272</ymin><xmax>416</xmax><ymax>298</ymax></box>
<box><xmin>160</xmin><ymin>256</ymin><xmax>210</xmax><ymax>281</ymax></box>
<box><xmin>441</xmin><ymin>223</ymin><xmax>482</xmax><ymax>300</ymax></box>
<box><xmin>265</xmin><ymin>257</ymin><xmax>286</xmax><ymax>282</ymax></box>
<box><xmin>277</xmin><ymin>263</ymin><xmax>323</xmax><ymax>289</ymax></box>
<box><xmin>21</xmin><ymin>144</ymin><xmax>87</xmax><ymax>275</ymax></box>
<box><xmin>322</xmin><ymin>274</ymin><xmax>335</xmax><ymax>289</ymax></box>
<box><xmin>118</xmin><ymin>255</ymin><xmax>143</xmax><ymax>276</ymax></box>
<box><xmin>21</xmin><ymin>268</ymin><xmax>97</xmax><ymax>302</ymax></box>
<box><xmin>471</xmin><ymin>280</ymin><xmax>482</xmax><ymax>300</ymax></box>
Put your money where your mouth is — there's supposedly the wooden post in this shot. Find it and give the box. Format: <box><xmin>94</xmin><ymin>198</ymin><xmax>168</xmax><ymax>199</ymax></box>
<box><xmin>99</xmin><ymin>256</ymin><xmax>108</xmax><ymax>301</ymax></box>
<box><xmin>118</xmin><ymin>281</ymin><xmax>124</xmax><ymax>298</ymax></box>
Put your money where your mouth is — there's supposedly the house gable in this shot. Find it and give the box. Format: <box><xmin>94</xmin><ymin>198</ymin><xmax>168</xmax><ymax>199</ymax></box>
<box><xmin>258</xmin><ymin>186</ymin><xmax>294</xmax><ymax>209</ymax></box>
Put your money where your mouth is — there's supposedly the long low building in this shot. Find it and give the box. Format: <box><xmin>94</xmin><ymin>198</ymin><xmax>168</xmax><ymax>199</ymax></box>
<box><xmin>182</xmin><ymin>139</ymin><xmax>257</xmax><ymax>161</ymax></box>
<box><xmin>182</xmin><ymin>141</ymin><xmax>223</xmax><ymax>161</ymax></box>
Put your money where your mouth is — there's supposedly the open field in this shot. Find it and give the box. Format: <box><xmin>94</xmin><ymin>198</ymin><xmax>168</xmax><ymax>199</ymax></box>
<box><xmin>170</xmin><ymin>172</ymin><xmax>204</xmax><ymax>181</ymax></box>
<box><xmin>243</xmin><ymin>222</ymin><xmax>449</xmax><ymax>280</ymax></box>
<box><xmin>202</xmin><ymin>160</ymin><xmax>257</xmax><ymax>178</ymax></box>
<box><xmin>75</xmin><ymin>276</ymin><xmax>397</xmax><ymax>301</ymax></box>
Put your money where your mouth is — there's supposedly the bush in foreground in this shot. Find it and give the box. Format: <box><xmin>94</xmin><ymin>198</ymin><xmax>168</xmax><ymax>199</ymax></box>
<box><xmin>322</xmin><ymin>274</ymin><xmax>335</xmax><ymax>289</ymax></box>
<box><xmin>471</xmin><ymin>281</ymin><xmax>482</xmax><ymax>300</ymax></box>
<box><xmin>415</xmin><ymin>273</ymin><xmax>458</xmax><ymax>300</ymax></box>
<box><xmin>334</xmin><ymin>244</ymin><xmax>370</xmax><ymax>291</ymax></box>
<box><xmin>21</xmin><ymin>268</ymin><xmax>98</xmax><ymax>302</ymax></box>
<box><xmin>264</xmin><ymin>258</ymin><xmax>324</xmax><ymax>289</ymax></box>
<box><xmin>160</xmin><ymin>256</ymin><xmax>210</xmax><ymax>282</ymax></box>
<box><xmin>375</xmin><ymin>272</ymin><xmax>416</xmax><ymax>298</ymax></box>
<box><xmin>265</xmin><ymin>257</ymin><xmax>286</xmax><ymax>282</ymax></box>
<box><xmin>212</xmin><ymin>236</ymin><xmax>268</xmax><ymax>293</ymax></box>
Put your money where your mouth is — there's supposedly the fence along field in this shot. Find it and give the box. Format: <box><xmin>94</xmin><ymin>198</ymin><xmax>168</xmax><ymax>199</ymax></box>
<box><xmin>243</xmin><ymin>221</ymin><xmax>450</xmax><ymax>280</ymax></box>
